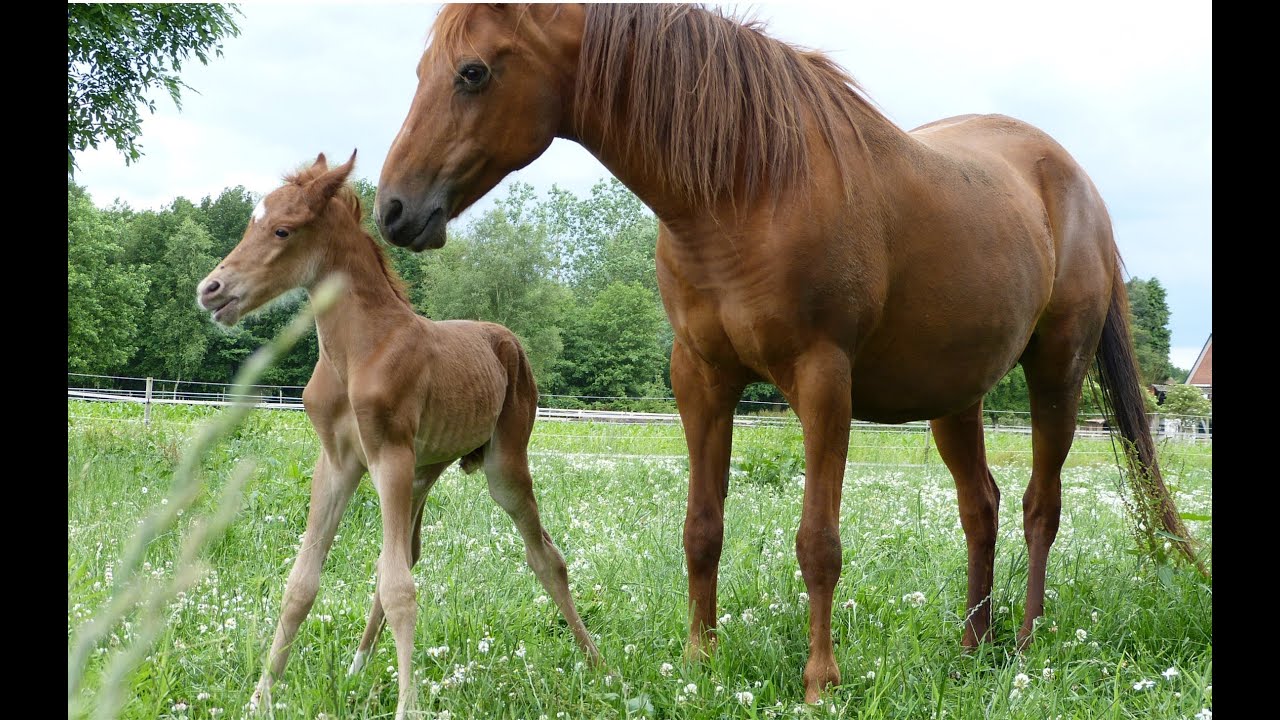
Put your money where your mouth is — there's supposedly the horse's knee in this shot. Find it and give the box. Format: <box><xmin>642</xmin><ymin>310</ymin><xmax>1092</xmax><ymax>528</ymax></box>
<box><xmin>683</xmin><ymin>509</ymin><xmax>724</xmax><ymax>574</ymax></box>
<box><xmin>796</xmin><ymin>523</ymin><xmax>842</xmax><ymax>586</ymax></box>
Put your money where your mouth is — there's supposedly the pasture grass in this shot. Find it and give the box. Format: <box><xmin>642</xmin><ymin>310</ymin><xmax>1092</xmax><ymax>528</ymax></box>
<box><xmin>68</xmin><ymin>400</ymin><xmax>1212</xmax><ymax>719</ymax></box>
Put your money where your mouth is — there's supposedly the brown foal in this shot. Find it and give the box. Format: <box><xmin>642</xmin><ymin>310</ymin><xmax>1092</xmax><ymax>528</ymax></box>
<box><xmin>197</xmin><ymin>152</ymin><xmax>599</xmax><ymax>719</ymax></box>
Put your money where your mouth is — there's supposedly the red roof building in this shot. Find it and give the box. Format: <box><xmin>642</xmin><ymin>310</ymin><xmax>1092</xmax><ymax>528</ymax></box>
<box><xmin>1186</xmin><ymin>334</ymin><xmax>1212</xmax><ymax>399</ymax></box>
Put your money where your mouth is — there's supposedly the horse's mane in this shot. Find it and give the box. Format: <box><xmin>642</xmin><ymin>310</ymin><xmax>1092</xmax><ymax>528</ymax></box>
<box><xmin>284</xmin><ymin>163</ymin><xmax>411</xmax><ymax>307</ymax></box>
<box><xmin>575</xmin><ymin>4</ymin><xmax>891</xmax><ymax>209</ymax></box>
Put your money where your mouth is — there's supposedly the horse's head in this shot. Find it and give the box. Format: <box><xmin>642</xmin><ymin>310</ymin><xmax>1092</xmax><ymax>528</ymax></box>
<box><xmin>198</xmin><ymin>151</ymin><xmax>358</xmax><ymax>326</ymax></box>
<box><xmin>377</xmin><ymin>3</ymin><xmax>585</xmax><ymax>251</ymax></box>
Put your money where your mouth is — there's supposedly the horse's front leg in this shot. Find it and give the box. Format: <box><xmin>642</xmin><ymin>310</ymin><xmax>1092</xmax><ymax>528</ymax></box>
<box><xmin>779</xmin><ymin>344</ymin><xmax>852</xmax><ymax>703</ymax></box>
<box><xmin>366</xmin><ymin>444</ymin><xmax>419</xmax><ymax>720</ymax></box>
<box><xmin>671</xmin><ymin>340</ymin><xmax>745</xmax><ymax>660</ymax></box>
<box><xmin>250</xmin><ymin>451</ymin><xmax>361</xmax><ymax>712</ymax></box>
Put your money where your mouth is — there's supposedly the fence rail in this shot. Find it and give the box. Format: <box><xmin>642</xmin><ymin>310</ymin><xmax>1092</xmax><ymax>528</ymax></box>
<box><xmin>67</xmin><ymin>373</ymin><xmax>1212</xmax><ymax>441</ymax></box>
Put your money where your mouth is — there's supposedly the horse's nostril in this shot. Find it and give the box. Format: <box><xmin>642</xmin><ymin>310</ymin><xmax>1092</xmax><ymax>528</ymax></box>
<box><xmin>383</xmin><ymin>198</ymin><xmax>404</xmax><ymax>229</ymax></box>
<box><xmin>204</xmin><ymin>279</ymin><xmax>222</xmax><ymax>295</ymax></box>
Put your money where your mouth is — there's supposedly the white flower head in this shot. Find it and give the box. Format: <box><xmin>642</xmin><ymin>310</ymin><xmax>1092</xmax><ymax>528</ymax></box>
<box><xmin>1075</xmin><ymin>628</ymin><xmax>1087</xmax><ymax>642</ymax></box>
<box><xmin>624</xmin><ymin>644</ymin><xmax>637</xmax><ymax>655</ymax></box>
<box><xmin>735</xmin><ymin>691</ymin><xmax>754</xmax><ymax>705</ymax></box>
<box><xmin>659</xmin><ymin>662</ymin><xmax>674</xmax><ymax>677</ymax></box>
<box><xmin>1132</xmin><ymin>679</ymin><xmax>1155</xmax><ymax>691</ymax></box>
<box><xmin>1195</xmin><ymin>709</ymin><xmax>1212</xmax><ymax>720</ymax></box>
<box><xmin>903</xmin><ymin>591</ymin><xmax>927</xmax><ymax>608</ymax></box>
<box><xmin>1041</xmin><ymin>667</ymin><xmax>1054</xmax><ymax>681</ymax></box>
<box><xmin>684</xmin><ymin>683</ymin><xmax>698</xmax><ymax>695</ymax></box>
<box><xmin>1013</xmin><ymin>673</ymin><xmax>1031</xmax><ymax>690</ymax></box>
<box><xmin>1162</xmin><ymin>666</ymin><xmax>1179</xmax><ymax>680</ymax></box>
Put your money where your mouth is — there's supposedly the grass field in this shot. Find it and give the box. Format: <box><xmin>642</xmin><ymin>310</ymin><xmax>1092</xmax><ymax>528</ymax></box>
<box><xmin>68</xmin><ymin>400</ymin><xmax>1212</xmax><ymax>719</ymax></box>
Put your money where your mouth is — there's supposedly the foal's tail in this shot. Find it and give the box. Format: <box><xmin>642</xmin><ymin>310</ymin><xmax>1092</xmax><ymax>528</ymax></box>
<box><xmin>1094</xmin><ymin>265</ymin><xmax>1208</xmax><ymax>576</ymax></box>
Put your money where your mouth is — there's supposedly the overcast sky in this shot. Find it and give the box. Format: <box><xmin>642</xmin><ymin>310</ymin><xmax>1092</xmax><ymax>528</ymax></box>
<box><xmin>71</xmin><ymin>1</ymin><xmax>1211</xmax><ymax>370</ymax></box>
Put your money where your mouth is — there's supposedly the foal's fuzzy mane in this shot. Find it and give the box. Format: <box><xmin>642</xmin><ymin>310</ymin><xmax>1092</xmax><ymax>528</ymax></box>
<box><xmin>284</xmin><ymin>162</ymin><xmax>411</xmax><ymax>307</ymax></box>
<box><xmin>431</xmin><ymin>3</ymin><xmax>892</xmax><ymax>209</ymax></box>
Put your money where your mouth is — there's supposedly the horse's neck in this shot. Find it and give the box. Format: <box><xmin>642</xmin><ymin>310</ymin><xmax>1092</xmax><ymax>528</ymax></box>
<box><xmin>572</xmin><ymin>106</ymin><xmax>908</xmax><ymax>232</ymax></box>
<box><xmin>309</xmin><ymin>234</ymin><xmax>419</xmax><ymax>376</ymax></box>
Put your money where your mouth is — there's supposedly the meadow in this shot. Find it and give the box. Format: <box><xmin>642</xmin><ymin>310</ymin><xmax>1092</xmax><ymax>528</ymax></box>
<box><xmin>68</xmin><ymin>399</ymin><xmax>1212</xmax><ymax>719</ymax></box>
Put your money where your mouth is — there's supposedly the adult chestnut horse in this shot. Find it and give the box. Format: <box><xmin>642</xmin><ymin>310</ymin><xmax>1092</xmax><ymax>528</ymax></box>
<box><xmin>375</xmin><ymin>4</ymin><xmax>1200</xmax><ymax>702</ymax></box>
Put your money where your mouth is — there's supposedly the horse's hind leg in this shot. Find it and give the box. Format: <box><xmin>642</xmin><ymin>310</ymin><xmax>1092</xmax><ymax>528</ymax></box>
<box><xmin>250</xmin><ymin>451</ymin><xmax>362</xmax><ymax>711</ymax></box>
<box><xmin>483</xmin><ymin>439</ymin><xmax>601</xmax><ymax>662</ymax></box>
<box><xmin>1018</xmin><ymin>328</ymin><xmax>1097</xmax><ymax>648</ymax></box>
<box><xmin>349</xmin><ymin>462</ymin><xmax>446</xmax><ymax>675</ymax></box>
<box><xmin>930</xmin><ymin>402</ymin><xmax>1000</xmax><ymax>648</ymax></box>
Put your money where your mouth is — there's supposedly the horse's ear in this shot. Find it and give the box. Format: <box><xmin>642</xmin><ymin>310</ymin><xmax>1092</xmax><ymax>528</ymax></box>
<box><xmin>312</xmin><ymin>152</ymin><xmax>328</xmax><ymax>171</ymax></box>
<box><xmin>304</xmin><ymin>150</ymin><xmax>357</xmax><ymax>213</ymax></box>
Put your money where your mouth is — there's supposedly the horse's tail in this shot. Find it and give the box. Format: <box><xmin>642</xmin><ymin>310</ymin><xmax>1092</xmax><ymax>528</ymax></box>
<box><xmin>1094</xmin><ymin>263</ymin><xmax>1207</xmax><ymax>575</ymax></box>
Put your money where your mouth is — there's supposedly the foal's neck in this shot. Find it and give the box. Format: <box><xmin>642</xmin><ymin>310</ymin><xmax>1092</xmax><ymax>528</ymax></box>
<box><xmin>308</xmin><ymin>224</ymin><xmax>420</xmax><ymax>377</ymax></box>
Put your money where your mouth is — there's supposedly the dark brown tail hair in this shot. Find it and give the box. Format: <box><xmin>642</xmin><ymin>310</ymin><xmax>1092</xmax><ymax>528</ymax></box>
<box><xmin>1094</xmin><ymin>264</ymin><xmax>1207</xmax><ymax>575</ymax></box>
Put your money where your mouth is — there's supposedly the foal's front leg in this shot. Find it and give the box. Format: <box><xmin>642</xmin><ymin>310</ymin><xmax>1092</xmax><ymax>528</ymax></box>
<box><xmin>349</xmin><ymin>463</ymin><xmax>446</xmax><ymax>676</ymax></box>
<box><xmin>250</xmin><ymin>452</ymin><xmax>362</xmax><ymax>711</ymax></box>
<box><xmin>367</xmin><ymin>445</ymin><xmax>420</xmax><ymax>720</ymax></box>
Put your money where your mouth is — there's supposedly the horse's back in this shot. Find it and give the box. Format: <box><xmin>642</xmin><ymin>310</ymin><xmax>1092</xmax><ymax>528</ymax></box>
<box><xmin>909</xmin><ymin>113</ymin><xmax>1117</xmax><ymax>319</ymax></box>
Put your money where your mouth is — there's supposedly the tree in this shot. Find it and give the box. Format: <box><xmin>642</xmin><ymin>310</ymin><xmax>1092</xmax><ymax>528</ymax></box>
<box><xmin>68</xmin><ymin>183</ymin><xmax>150</xmax><ymax>373</ymax></box>
<box><xmin>1160</xmin><ymin>383</ymin><xmax>1211</xmax><ymax>418</ymax></box>
<box><xmin>133</xmin><ymin>218</ymin><xmax>220</xmax><ymax>382</ymax></box>
<box><xmin>67</xmin><ymin>3</ymin><xmax>241</xmax><ymax>174</ymax></box>
<box><xmin>1126</xmin><ymin>277</ymin><xmax>1175</xmax><ymax>386</ymax></box>
<box><xmin>418</xmin><ymin>185</ymin><xmax>569</xmax><ymax>385</ymax></box>
<box><xmin>555</xmin><ymin>283</ymin><xmax>669</xmax><ymax>401</ymax></box>
<box><xmin>542</xmin><ymin>178</ymin><xmax>659</xmax><ymax>297</ymax></box>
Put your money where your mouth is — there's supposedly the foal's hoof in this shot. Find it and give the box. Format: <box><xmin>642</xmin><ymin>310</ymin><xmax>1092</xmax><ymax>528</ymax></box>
<box><xmin>802</xmin><ymin>657</ymin><xmax>840</xmax><ymax>703</ymax></box>
<box><xmin>247</xmin><ymin>685</ymin><xmax>270</xmax><ymax>714</ymax></box>
<box><xmin>347</xmin><ymin>649</ymin><xmax>369</xmax><ymax>676</ymax></box>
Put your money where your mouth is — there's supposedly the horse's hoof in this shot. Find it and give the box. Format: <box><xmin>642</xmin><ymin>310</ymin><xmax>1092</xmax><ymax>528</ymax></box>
<box><xmin>347</xmin><ymin>649</ymin><xmax>369</xmax><ymax>676</ymax></box>
<box><xmin>803</xmin><ymin>657</ymin><xmax>840</xmax><ymax>703</ymax></box>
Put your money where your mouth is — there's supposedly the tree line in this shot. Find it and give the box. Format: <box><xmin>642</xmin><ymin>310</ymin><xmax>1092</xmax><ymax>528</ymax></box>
<box><xmin>68</xmin><ymin>177</ymin><xmax>1201</xmax><ymax>416</ymax></box>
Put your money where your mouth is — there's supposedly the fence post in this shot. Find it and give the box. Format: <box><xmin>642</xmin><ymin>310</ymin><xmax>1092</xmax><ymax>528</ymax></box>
<box><xmin>922</xmin><ymin>422</ymin><xmax>932</xmax><ymax>466</ymax></box>
<box><xmin>144</xmin><ymin>377</ymin><xmax>154</xmax><ymax>427</ymax></box>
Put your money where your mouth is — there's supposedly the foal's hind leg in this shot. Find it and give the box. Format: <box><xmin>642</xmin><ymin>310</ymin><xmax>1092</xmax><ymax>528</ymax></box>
<box><xmin>930</xmin><ymin>402</ymin><xmax>1000</xmax><ymax>648</ymax></box>
<box><xmin>348</xmin><ymin>463</ymin><xmax>447</xmax><ymax>675</ymax></box>
<box><xmin>1017</xmin><ymin>331</ymin><xmax>1095</xmax><ymax>648</ymax></box>
<box><xmin>484</xmin><ymin>442</ymin><xmax>601</xmax><ymax>662</ymax></box>
<box><xmin>250</xmin><ymin>451</ymin><xmax>362</xmax><ymax>711</ymax></box>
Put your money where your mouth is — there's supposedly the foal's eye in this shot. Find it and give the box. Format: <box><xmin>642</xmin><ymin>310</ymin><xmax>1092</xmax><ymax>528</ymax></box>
<box><xmin>456</xmin><ymin>63</ymin><xmax>490</xmax><ymax>90</ymax></box>
<box><xmin>275</xmin><ymin>228</ymin><xmax>290</xmax><ymax>239</ymax></box>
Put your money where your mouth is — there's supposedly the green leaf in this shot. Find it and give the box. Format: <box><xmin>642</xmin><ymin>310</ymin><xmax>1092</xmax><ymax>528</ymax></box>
<box><xmin>1178</xmin><ymin>513</ymin><xmax>1211</xmax><ymax>522</ymax></box>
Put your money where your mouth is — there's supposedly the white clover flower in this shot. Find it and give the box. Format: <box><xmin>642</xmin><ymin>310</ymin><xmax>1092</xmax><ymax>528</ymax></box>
<box><xmin>865</xmin><ymin>671</ymin><xmax>875</xmax><ymax>680</ymax></box>
<box><xmin>1162</xmin><ymin>666</ymin><xmax>1179</xmax><ymax>680</ymax></box>
<box><xmin>1195</xmin><ymin>709</ymin><xmax>1211</xmax><ymax>720</ymax></box>
<box><xmin>1091</xmin><ymin>610</ymin><xmax>1099</xmax><ymax>624</ymax></box>
<box><xmin>741</xmin><ymin>609</ymin><xmax>756</xmax><ymax>624</ymax></box>
<box><xmin>720</xmin><ymin>613</ymin><xmax>732</xmax><ymax>624</ymax></box>
<box><xmin>660</xmin><ymin>662</ymin><xmax>674</xmax><ymax>677</ymax></box>
<box><xmin>798</xmin><ymin>592</ymin><xmax>809</xmax><ymax>603</ymax></box>
<box><xmin>998</xmin><ymin>605</ymin><xmax>1009</xmax><ymax>615</ymax></box>
<box><xmin>141</xmin><ymin>486</ymin><xmax>149</xmax><ymax>495</ymax></box>
<box><xmin>684</xmin><ymin>683</ymin><xmax>698</xmax><ymax>695</ymax></box>
<box><xmin>735</xmin><ymin>691</ymin><xmax>754</xmax><ymax>705</ymax></box>
<box><xmin>515</xmin><ymin>644</ymin><xmax>527</xmax><ymax>659</ymax></box>
<box><xmin>1042</xmin><ymin>667</ymin><xmax>1054</xmax><ymax>681</ymax></box>
<box><xmin>478</xmin><ymin>639</ymin><xmax>490</xmax><ymax>654</ymax></box>
<box><xmin>209</xmin><ymin>709</ymin><xmax>223</xmax><ymax>717</ymax></box>
<box><xmin>1132</xmin><ymin>679</ymin><xmax>1155</xmax><ymax>691</ymax></box>
<box><xmin>1013</xmin><ymin>673</ymin><xmax>1031</xmax><ymax>690</ymax></box>
<box><xmin>196</xmin><ymin>692</ymin><xmax>211</xmax><ymax>701</ymax></box>
<box><xmin>794</xmin><ymin>570</ymin><xmax>803</xmax><ymax>580</ymax></box>
<box><xmin>903</xmin><ymin>591</ymin><xmax>927</xmax><ymax>608</ymax></box>
<box><xmin>1075</xmin><ymin>628</ymin><xmax>1087</xmax><ymax>642</ymax></box>
<box><xmin>842</xmin><ymin>599</ymin><xmax>856</xmax><ymax>609</ymax></box>
<box><xmin>172</xmin><ymin>702</ymin><xmax>188</xmax><ymax>712</ymax></box>
<box><xmin>624</xmin><ymin>644</ymin><xmax>637</xmax><ymax>655</ymax></box>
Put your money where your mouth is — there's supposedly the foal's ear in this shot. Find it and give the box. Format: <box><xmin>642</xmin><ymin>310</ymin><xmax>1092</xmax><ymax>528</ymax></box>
<box><xmin>312</xmin><ymin>152</ymin><xmax>328</xmax><ymax>171</ymax></box>
<box><xmin>304</xmin><ymin>149</ymin><xmax>358</xmax><ymax>213</ymax></box>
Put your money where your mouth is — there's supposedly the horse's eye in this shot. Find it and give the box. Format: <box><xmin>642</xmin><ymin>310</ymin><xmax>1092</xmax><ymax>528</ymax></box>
<box><xmin>457</xmin><ymin>63</ymin><xmax>490</xmax><ymax>89</ymax></box>
<box><xmin>275</xmin><ymin>228</ymin><xmax>290</xmax><ymax>239</ymax></box>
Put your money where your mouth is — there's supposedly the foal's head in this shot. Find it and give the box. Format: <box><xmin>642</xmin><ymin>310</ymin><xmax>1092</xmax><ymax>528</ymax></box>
<box><xmin>198</xmin><ymin>152</ymin><xmax>358</xmax><ymax>326</ymax></box>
